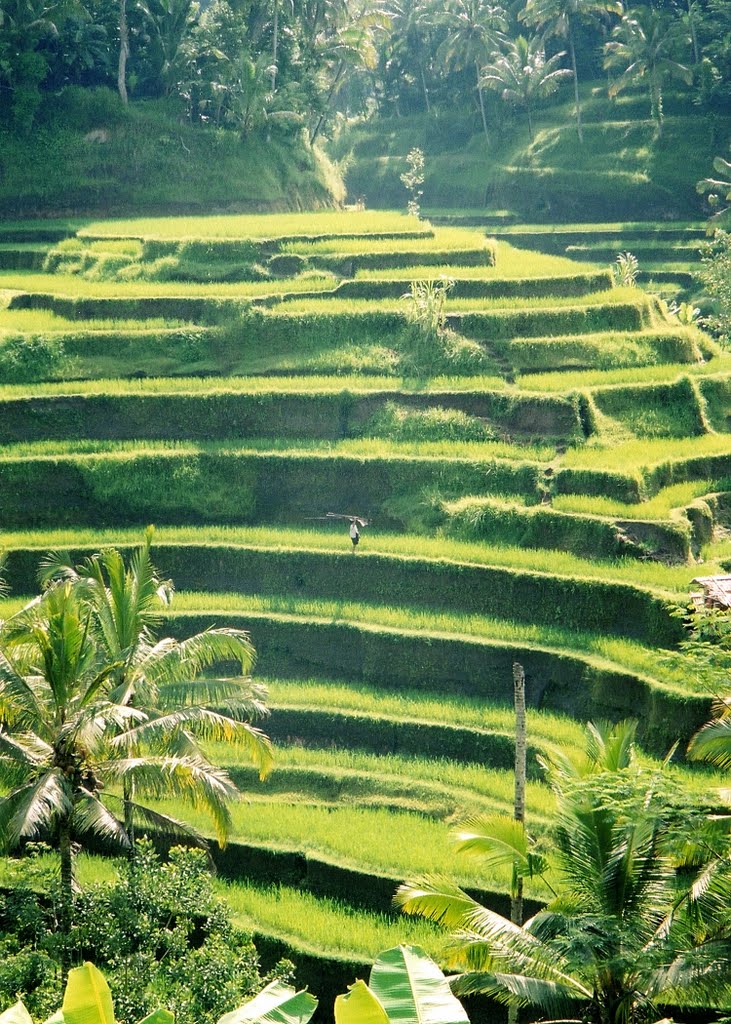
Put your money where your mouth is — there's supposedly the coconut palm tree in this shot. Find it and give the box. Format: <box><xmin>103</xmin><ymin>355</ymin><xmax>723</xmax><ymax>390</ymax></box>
<box><xmin>0</xmin><ymin>582</ymin><xmax>139</xmax><ymax>962</ymax></box>
<box><xmin>40</xmin><ymin>530</ymin><xmax>274</xmax><ymax>853</ymax></box>
<box><xmin>603</xmin><ymin>7</ymin><xmax>692</xmax><ymax>133</ymax></box>
<box><xmin>520</xmin><ymin>0</ymin><xmax>623</xmax><ymax>142</ymax></box>
<box><xmin>439</xmin><ymin>0</ymin><xmax>509</xmax><ymax>139</ymax></box>
<box><xmin>396</xmin><ymin>721</ymin><xmax>731</xmax><ymax>1024</ymax></box>
<box><xmin>480</xmin><ymin>34</ymin><xmax>572</xmax><ymax>139</ymax></box>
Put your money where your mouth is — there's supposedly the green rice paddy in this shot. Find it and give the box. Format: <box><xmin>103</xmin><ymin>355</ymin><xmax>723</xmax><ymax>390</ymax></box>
<box><xmin>2</xmin><ymin>210</ymin><xmax>728</xmax><ymax>973</ymax></box>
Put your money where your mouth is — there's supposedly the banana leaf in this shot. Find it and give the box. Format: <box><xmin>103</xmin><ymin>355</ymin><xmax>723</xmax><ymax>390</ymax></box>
<box><xmin>217</xmin><ymin>980</ymin><xmax>317</xmax><ymax>1024</ymax></box>
<box><xmin>0</xmin><ymin>1002</ymin><xmax>34</xmax><ymax>1024</ymax></box>
<box><xmin>334</xmin><ymin>980</ymin><xmax>389</xmax><ymax>1024</ymax></box>
<box><xmin>368</xmin><ymin>946</ymin><xmax>470</xmax><ymax>1024</ymax></box>
<box><xmin>60</xmin><ymin>964</ymin><xmax>116</xmax><ymax>1024</ymax></box>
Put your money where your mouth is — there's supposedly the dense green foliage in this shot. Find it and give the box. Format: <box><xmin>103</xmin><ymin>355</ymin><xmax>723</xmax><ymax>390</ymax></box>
<box><xmin>0</xmin><ymin>841</ymin><xmax>293</xmax><ymax>1024</ymax></box>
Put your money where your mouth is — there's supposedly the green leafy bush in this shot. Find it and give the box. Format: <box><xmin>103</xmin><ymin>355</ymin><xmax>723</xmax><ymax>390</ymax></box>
<box><xmin>0</xmin><ymin>335</ymin><xmax>72</xmax><ymax>383</ymax></box>
<box><xmin>0</xmin><ymin>840</ymin><xmax>293</xmax><ymax>1024</ymax></box>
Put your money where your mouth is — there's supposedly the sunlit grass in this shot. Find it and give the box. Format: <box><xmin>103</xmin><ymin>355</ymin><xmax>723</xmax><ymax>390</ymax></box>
<box><xmin>78</xmin><ymin>211</ymin><xmax>427</xmax><ymax>240</ymax></box>
<box><xmin>0</xmin><ymin>435</ymin><xmax>553</xmax><ymax>463</ymax></box>
<box><xmin>552</xmin><ymin>481</ymin><xmax>715</xmax><ymax>519</ymax></box>
<box><xmin>355</xmin><ymin>243</ymin><xmax>603</xmax><ymax>279</ymax></box>
<box><xmin>0</xmin><ymin>309</ymin><xmax>185</xmax><ymax>332</ymax></box>
<box><xmin>282</xmin><ymin>226</ymin><xmax>486</xmax><ymax>254</ymax></box>
<box><xmin>269</xmin><ymin>288</ymin><xmax>645</xmax><ymax>316</ymax></box>
<box><xmin>563</xmin><ymin>433</ymin><xmax>731</xmax><ymax>471</ymax></box>
<box><xmin>0</xmin><ymin>522</ymin><xmax>704</xmax><ymax>593</ymax></box>
<box><xmin>220</xmin><ymin>880</ymin><xmax>443</xmax><ymax>959</ymax></box>
<box><xmin>152</xmin><ymin>795</ymin><xmax>550</xmax><ymax>893</ymax></box>
<box><xmin>518</xmin><ymin>358</ymin><xmax>731</xmax><ymax>391</ymax></box>
<box><xmin>0</xmin><ymin>270</ymin><xmax>338</xmax><ymax>299</ymax></box>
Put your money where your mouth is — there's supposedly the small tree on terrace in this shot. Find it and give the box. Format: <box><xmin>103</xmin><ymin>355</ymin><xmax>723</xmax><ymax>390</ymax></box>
<box><xmin>481</xmin><ymin>34</ymin><xmax>572</xmax><ymax>140</ymax></box>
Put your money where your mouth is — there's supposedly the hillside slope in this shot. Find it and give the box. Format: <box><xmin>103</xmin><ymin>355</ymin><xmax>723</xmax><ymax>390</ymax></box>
<box><xmin>333</xmin><ymin>89</ymin><xmax>730</xmax><ymax>221</ymax></box>
<box><xmin>0</xmin><ymin>89</ymin><xmax>343</xmax><ymax>217</ymax></box>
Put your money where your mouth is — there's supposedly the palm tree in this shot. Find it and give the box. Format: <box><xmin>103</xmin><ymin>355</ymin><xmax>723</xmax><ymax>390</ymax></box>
<box><xmin>40</xmin><ymin>530</ymin><xmax>274</xmax><ymax>853</ymax></box>
<box><xmin>480</xmin><ymin>34</ymin><xmax>572</xmax><ymax>139</ymax></box>
<box><xmin>0</xmin><ymin>582</ymin><xmax>136</xmax><ymax>962</ymax></box>
<box><xmin>520</xmin><ymin>0</ymin><xmax>623</xmax><ymax>142</ymax></box>
<box><xmin>603</xmin><ymin>7</ymin><xmax>692</xmax><ymax>133</ymax></box>
<box><xmin>439</xmin><ymin>0</ymin><xmax>509</xmax><ymax>139</ymax></box>
<box><xmin>396</xmin><ymin>721</ymin><xmax>731</xmax><ymax>1024</ymax></box>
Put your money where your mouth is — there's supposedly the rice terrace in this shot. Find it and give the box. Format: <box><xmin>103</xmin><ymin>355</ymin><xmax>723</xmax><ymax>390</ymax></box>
<box><xmin>3</xmin><ymin>4</ymin><xmax>731</xmax><ymax>1023</ymax></box>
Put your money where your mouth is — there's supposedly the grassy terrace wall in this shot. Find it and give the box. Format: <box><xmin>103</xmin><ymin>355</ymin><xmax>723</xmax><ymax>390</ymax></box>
<box><xmin>0</xmin><ymin>388</ymin><xmax>585</xmax><ymax>443</ymax></box>
<box><xmin>161</xmin><ymin>613</ymin><xmax>709</xmax><ymax>756</ymax></box>
<box><xmin>0</xmin><ymin>544</ymin><xmax>680</xmax><ymax>645</ymax></box>
<box><xmin>0</xmin><ymin>450</ymin><xmax>545</xmax><ymax>527</ymax></box>
<box><xmin>442</xmin><ymin>498</ymin><xmax>693</xmax><ymax>562</ymax></box>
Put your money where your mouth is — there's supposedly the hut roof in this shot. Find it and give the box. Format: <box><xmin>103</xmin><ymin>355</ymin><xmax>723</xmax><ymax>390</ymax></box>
<box><xmin>690</xmin><ymin>575</ymin><xmax>731</xmax><ymax>611</ymax></box>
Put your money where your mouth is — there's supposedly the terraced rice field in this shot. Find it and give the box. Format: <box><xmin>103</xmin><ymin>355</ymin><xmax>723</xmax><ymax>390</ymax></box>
<box><xmin>2</xmin><ymin>209</ymin><xmax>730</xmax><ymax>1007</ymax></box>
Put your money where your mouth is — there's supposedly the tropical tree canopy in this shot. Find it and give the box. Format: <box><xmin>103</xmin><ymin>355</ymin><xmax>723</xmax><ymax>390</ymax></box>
<box><xmin>480</xmin><ymin>34</ymin><xmax>572</xmax><ymax>139</ymax></box>
<box><xmin>604</xmin><ymin>6</ymin><xmax>693</xmax><ymax>128</ymax></box>
<box><xmin>396</xmin><ymin>720</ymin><xmax>731</xmax><ymax>1024</ymax></box>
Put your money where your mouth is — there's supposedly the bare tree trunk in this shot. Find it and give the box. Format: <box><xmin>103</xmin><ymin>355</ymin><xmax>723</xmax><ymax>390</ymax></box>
<box><xmin>310</xmin><ymin>60</ymin><xmax>345</xmax><ymax>145</ymax></box>
<box><xmin>509</xmin><ymin>661</ymin><xmax>527</xmax><ymax>1024</ymax></box>
<box><xmin>568</xmin><ymin>29</ymin><xmax>583</xmax><ymax>143</ymax></box>
<box><xmin>476</xmin><ymin>60</ymin><xmax>489</xmax><ymax>140</ymax></box>
<box><xmin>118</xmin><ymin>0</ymin><xmax>129</xmax><ymax>104</ymax></box>
<box><xmin>124</xmin><ymin>776</ymin><xmax>136</xmax><ymax>860</ymax></box>
<box><xmin>271</xmin><ymin>0</ymin><xmax>279</xmax><ymax>92</ymax></box>
<box><xmin>420</xmin><ymin>64</ymin><xmax>430</xmax><ymax>113</ymax></box>
<box><xmin>687</xmin><ymin>0</ymin><xmax>699</xmax><ymax>63</ymax></box>
<box><xmin>512</xmin><ymin>661</ymin><xmax>526</xmax><ymax>928</ymax></box>
<box><xmin>58</xmin><ymin>818</ymin><xmax>74</xmax><ymax>974</ymax></box>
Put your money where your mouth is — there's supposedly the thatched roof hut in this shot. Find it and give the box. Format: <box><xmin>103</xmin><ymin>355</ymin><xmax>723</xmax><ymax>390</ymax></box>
<box><xmin>690</xmin><ymin>575</ymin><xmax>731</xmax><ymax>611</ymax></box>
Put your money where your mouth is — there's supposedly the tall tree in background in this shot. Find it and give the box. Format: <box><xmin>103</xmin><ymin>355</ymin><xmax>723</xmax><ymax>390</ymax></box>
<box><xmin>439</xmin><ymin>0</ymin><xmax>509</xmax><ymax>138</ymax></box>
<box><xmin>604</xmin><ymin>7</ymin><xmax>692</xmax><ymax>132</ymax></box>
<box><xmin>309</xmin><ymin>0</ymin><xmax>391</xmax><ymax>143</ymax></box>
<box><xmin>481</xmin><ymin>32</ymin><xmax>571</xmax><ymax>138</ymax></box>
<box><xmin>520</xmin><ymin>0</ymin><xmax>622</xmax><ymax>142</ymax></box>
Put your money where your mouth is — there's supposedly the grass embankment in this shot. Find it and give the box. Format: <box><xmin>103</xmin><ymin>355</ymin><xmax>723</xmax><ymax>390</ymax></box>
<box><xmin>0</xmin><ymin>523</ymin><xmax>706</xmax><ymax>591</ymax></box>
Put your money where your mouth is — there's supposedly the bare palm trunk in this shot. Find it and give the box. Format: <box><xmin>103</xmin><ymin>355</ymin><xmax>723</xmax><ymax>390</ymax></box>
<box><xmin>476</xmin><ymin>60</ymin><xmax>489</xmax><ymax>140</ymax></box>
<box><xmin>124</xmin><ymin>777</ymin><xmax>136</xmax><ymax>859</ymax></box>
<box><xmin>568</xmin><ymin>29</ymin><xmax>583</xmax><ymax>143</ymax></box>
<box><xmin>526</xmin><ymin>104</ymin><xmax>533</xmax><ymax>142</ymax></box>
<box><xmin>420</xmin><ymin>64</ymin><xmax>430</xmax><ymax>113</ymax></box>
<box><xmin>310</xmin><ymin>60</ymin><xmax>345</xmax><ymax>145</ymax></box>
<box><xmin>271</xmin><ymin>0</ymin><xmax>279</xmax><ymax>92</ymax></box>
<box><xmin>118</xmin><ymin>0</ymin><xmax>129</xmax><ymax>104</ymax></box>
<box><xmin>687</xmin><ymin>0</ymin><xmax>699</xmax><ymax>63</ymax></box>
<box><xmin>58</xmin><ymin>817</ymin><xmax>74</xmax><ymax>972</ymax></box>
<box><xmin>512</xmin><ymin>661</ymin><xmax>526</xmax><ymax>929</ymax></box>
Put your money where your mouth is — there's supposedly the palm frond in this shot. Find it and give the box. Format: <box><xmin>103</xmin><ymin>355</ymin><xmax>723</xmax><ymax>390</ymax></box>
<box><xmin>100</xmin><ymin>756</ymin><xmax>237</xmax><ymax>845</ymax></box>
<box><xmin>451</xmin><ymin>968</ymin><xmax>587</xmax><ymax>1014</ymax></box>
<box><xmin>395</xmin><ymin>875</ymin><xmax>481</xmax><ymax>928</ymax></box>
<box><xmin>688</xmin><ymin>718</ymin><xmax>731</xmax><ymax>769</ymax></box>
<box><xmin>142</xmin><ymin>629</ymin><xmax>256</xmax><ymax>686</ymax></box>
<box><xmin>104</xmin><ymin>791</ymin><xmax>207</xmax><ymax>847</ymax></box>
<box><xmin>72</xmin><ymin>792</ymin><xmax>131</xmax><ymax>850</ymax></box>
<box><xmin>110</xmin><ymin>708</ymin><xmax>274</xmax><ymax>779</ymax></box>
<box><xmin>0</xmin><ymin>770</ymin><xmax>71</xmax><ymax>848</ymax></box>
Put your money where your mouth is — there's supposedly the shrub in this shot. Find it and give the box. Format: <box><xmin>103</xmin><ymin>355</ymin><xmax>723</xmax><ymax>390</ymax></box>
<box><xmin>0</xmin><ymin>839</ymin><xmax>293</xmax><ymax>1024</ymax></box>
<box><xmin>362</xmin><ymin>402</ymin><xmax>497</xmax><ymax>443</ymax></box>
<box><xmin>0</xmin><ymin>335</ymin><xmax>72</xmax><ymax>383</ymax></box>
